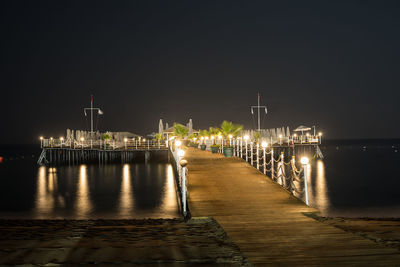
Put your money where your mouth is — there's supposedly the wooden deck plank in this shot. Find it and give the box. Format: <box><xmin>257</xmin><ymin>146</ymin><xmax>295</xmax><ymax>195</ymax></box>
<box><xmin>186</xmin><ymin>148</ymin><xmax>400</xmax><ymax>265</ymax></box>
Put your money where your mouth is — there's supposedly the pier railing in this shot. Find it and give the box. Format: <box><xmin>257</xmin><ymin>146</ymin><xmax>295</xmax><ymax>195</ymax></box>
<box><xmin>200</xmin><ymin>139</ymin><xmax>318</xmax><ymax>206</ymax></box>
<box><xmin>40</xmin><ymin>138</ymin><xmax>167</xmax><ymax>150</ymax></box>
<box><xmin>170</xmin><ymin>145</ymin><xmax>189</xmax><ymax>218</ymax></box>
<box><xmin>237</xmin><ymin>140</ymin><xmax>315</xmax><ymax>205</ymax></box>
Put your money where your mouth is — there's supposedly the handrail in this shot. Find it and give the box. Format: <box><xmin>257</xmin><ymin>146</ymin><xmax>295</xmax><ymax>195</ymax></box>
<box><xmin>169</xmin><ymin>145</ymin><xmax>189</xmax><ymax>218</ymax></box>
<box><xmin>40</xmin><ymin>138</ymin><xmax>167</xmax><ymax>150</ymax></box>
<box><xmin>206</xmin><ymin>139</ymin><xmax>314</xmax><ymax>206</ymax></box>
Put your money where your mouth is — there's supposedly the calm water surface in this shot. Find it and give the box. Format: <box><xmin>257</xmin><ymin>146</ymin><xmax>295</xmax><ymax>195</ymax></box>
<box><xmin>1</xmin><ymin>141</ymin><xmax>400</xmax><ymax>218</ymax></box>
<box><xmin>305</xmin><ymin>140</ymin><xmax>400</xmax><ymax>217</ymax></box>
<box><xmin>0</xmin><ymin>146</ymin><xmax>180</xmax><ymax>219</ymax></box>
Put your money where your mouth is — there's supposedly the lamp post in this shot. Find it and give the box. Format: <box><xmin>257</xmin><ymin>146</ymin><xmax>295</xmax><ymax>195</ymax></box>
<box><xmin>60</xmin><ymin>137</ymin><xmax>64</xmax><ymax>148</ymax></box>
<box><xmin>40</xmin><ymin>136</ymin><xmax>43</xmax><ymax>148</ymax></box>
<box><xmin>179</xmin><ymin>155</ymin><xmax>188</xmax><ymax>217</ymax></box>
<box><xmin>80</xmin><ymin>137</ymin><xmax>84</xmax><ymax>149</ymax></box>
<box><xmin>177</xmin><ymin>148</ymin><xmax>185</xmax><ymax>170</ymax></box>
<box><xmin>300</xmin><ymin>156</ymin><xmax>309</xmax><ymax>205</ymax></box>
<box><xmin>318</xmin><ymin>132</ymin><xmax>322</xmax><ymax>144</ymax></box>
<box><xmin>218</xmin><ymin>135</ymin><xmax>223</xmax><ymax>152</ymax></box>
<box><xmin>279</xmin><ymin>134</ymin><xmax>282</xmax><ymax>145</ymax></box>
<box><xmin>271</xmin><ymin>148</ymin><xmax>274</xmax><ymax>180</ymax></box>
<box><xmin>262</xmin><ymin>142</ymin><xmax>268</xmax><ymax>175</ymax></box>
<box><xmin>239</xmin><ymin>137</ymin><xmax>242</xmax><ymax>158</ymax></box>
<box><xmin>175</xmin><ymin>140</ymin><xmax>182</xmax><ymax>152</ymax></box>
<box><xmin>124</xmin><ymin>138</ymin><xmax>127</xmax><ymax>150</ymax></box>
<box><xmin>244</xmin><ymin>135</ymin><xmax>249</xmax><ymax>162</ymax></box>
<box><xmin>50</xmin><ymin>137</ymin><xmax>53</xmax><ymax>148</ymax></box>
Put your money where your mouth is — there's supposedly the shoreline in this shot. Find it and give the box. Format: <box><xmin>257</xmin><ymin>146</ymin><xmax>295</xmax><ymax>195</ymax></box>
<box><xmin>305</xmin><ymin>212</ymin><xmax>400</xmax><ymax>251</ymax></box>
<box><xmin>0</xmin><ymin>217</ymin><xmax>251</xmax><ymax>265</ymax></box>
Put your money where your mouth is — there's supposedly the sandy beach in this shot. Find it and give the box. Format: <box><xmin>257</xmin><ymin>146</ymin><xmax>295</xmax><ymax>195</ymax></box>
<box><xmin>306</xmin><ymin>213</ymin><xmax>400</xmax><ymax>251</ymax></box>
<box><xmin>0</xmin><ymin>217</ymin><xmax>251</xmax><ymax>266</ymax></box>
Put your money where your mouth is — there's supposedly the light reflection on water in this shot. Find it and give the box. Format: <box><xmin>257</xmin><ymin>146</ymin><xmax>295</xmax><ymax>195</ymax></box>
<box><xmin>119</xmin><ymin>164</ymin><xmax>133</xmax><ymax>215</ymax></box>
<box><xmin>306</xmin><ymin>159</ymin><xmax>330</xmax><ymax>215</ymax></box>
<box><xmin>76</xmin><ymin>165</ymin><xmax>92</xmax><ymax>217</ymax></box>
<box><xmin>27</xmin><ymin>163</ymin><xmax>180</xmax><ymax>219</ymax></box>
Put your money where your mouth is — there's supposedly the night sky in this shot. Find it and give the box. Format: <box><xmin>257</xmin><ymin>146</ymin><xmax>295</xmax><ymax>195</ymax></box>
<box><xmin>1</xmin><ymin>1</ymin><xmax>400</xmax><ymax>144</ymax></box>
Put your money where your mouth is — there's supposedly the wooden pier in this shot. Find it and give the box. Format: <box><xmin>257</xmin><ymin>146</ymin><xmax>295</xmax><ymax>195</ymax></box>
<box><xmin>37</xmin><ymin>139</ymin><xmax>168</xmax><ymax>165</ymax></box>
<box><xmin>185</xmin><ymin>147</ymin><xmax>400</xmax><ymax>265</ymax></box>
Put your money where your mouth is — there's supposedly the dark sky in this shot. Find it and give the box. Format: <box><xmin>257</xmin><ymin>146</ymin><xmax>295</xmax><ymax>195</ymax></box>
<box><xmin>1</xmin><ymin>1</ymin><xmax>400</xmax><ymax>144</ymax></box>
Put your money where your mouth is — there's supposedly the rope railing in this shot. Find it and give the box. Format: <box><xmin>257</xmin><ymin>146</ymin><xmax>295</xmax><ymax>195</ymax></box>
<box><xmin>212</xmin><ymin>139</ymin><xmax>313</xmax><ymax>206</ymax></box>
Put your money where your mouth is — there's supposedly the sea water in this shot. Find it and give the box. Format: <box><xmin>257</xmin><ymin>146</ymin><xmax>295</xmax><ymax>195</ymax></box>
<box><xmin>1</xmin><ymin>141</ymin><xmax>400</xmax><ymax>218</ymax></box>
<box><xmin>0</xmin><ymin>145</ymin><xmax>180</xmax><ymax>219</ymax></box>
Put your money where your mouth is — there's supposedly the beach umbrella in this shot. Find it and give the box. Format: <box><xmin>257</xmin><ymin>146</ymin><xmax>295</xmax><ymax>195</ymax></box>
<box><xmin>188</xmin><ymin>119</ymin><xmax>193</xmax><ymax>134</ymax></box>
<box><xmin>294</xmin><ymin>125</ymin><xmax>311</xmax><ymax>136</ymax></box>
<box><xmin>159</xmin><ymin>119</ymin><xmax>164</xmax><ymax>134</ymax></box>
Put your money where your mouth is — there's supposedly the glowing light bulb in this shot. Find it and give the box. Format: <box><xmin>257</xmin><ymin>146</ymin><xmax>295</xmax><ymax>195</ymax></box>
<box><xmin>300</xmin><ymin>157</ymin><xmax>309</xmax><ymax>165</ymax></box>
<box><xmin>262</xmin><ymin>142</ymin><xmax>268</xmax><ymax>148</ymax></box>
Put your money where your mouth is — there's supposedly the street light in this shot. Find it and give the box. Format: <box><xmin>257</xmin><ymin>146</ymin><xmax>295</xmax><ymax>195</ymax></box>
<box><xmin>261</xmin><ymin>141</ymin><xmax>268</xmax><ymax>148</ymax></box>
<box><xmin>40</xmin><ymin>136</ymin><xmax>43</xmax><ymax>148</ymax></box>
<box><xmin>80</xmin><ymin>137</ymin><xmax>84</xmax><ymax>149</ymax></box>
<box><xmin>60</xmin><ymin>137</ymin><xmax>64</xmax><ymax>148</ymax></box>
<box><xmin>300</xmin><ymin>156</ymin><xmax>309</xmax><ymax>205</ymax></box>
<box><xmin>244</xmin><ymin>135</ymin><xmax>249</xmax><ymax>161</ymax></box>
<box><xmin>124</xmin><ymin>138</ymin><xmax>127</xmax><ymax>149</ymax></box>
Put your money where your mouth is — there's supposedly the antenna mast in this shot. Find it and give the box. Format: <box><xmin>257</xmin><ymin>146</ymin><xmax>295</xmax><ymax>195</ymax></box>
<box><xmin>84</xmin><ymin>95</ymin><xmax>104</xmax><ymax>136</ymax></box>
<box><xmin>251</xmin><ymin>93</ymin><xmax>267</xmax><ymax>131</ymax></box>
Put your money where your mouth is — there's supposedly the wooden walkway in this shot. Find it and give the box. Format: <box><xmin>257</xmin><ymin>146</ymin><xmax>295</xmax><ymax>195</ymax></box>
<box><xmin>185</xmin><ymin>147</ymin><xmax>400</xmax><ymax>266</ymax></box>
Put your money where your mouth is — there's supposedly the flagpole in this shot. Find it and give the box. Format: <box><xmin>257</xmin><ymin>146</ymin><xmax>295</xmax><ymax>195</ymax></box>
<box><xmin>84</xmin><ymin>95</ymin><xmax>103</xmax><ymax>136</ymax></box>
<box><xmin>257</xmin><ymin>93</ymin><xmax>260</xmax><ymax>131</ymax></box>
<box><xmin>251</xmin><ymin>93</ymin><xmax>267</xmax><ymax>132</ymax></box>
<box><xmin>90</xmin><ymin>95</ymin><xmax>92</xmax><ymax>134</ymax></box>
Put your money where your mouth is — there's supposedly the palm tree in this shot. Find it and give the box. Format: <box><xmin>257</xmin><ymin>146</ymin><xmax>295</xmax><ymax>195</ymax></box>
<box><xmin>208</xmin><ymin>127</ymin><xmax>220</xmax><ymax>145</ymax></box>
<box><xmin>155</xmin><ymin>133</ymin><xmax>164</xmax><ymax>142</ymax></box>
<box><xmin>220</xmin><ymin>121</ymin><xmax>243</xmax><ymax>146</ymax></box>
<box><xmin>198</xmin><ymin>129</ymin><xmax>209</xmax><ymax>144</ymax></box>
<box><xmin>173</xmin><ymin>123</ymin><xmax>188</xmax><ymax>139</ymax></box>
<box><xmin>102</xmin><ymin>133</ymin><xmax>112</xmax><ymax>143</ymax></box>
<box><xmin>188</xmin><ymin>133</ymin><xmax>198</xmax><ymax>140</ymax></box>
<box><xmin>254</xmin><ymin>131</ymin><xmax>261</xmax><ymax>143</ymax></box>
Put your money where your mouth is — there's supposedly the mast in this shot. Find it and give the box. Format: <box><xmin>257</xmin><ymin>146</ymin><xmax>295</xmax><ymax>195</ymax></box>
<box><xmin>91</xmin><ymin>95</ymin><xmax>94</xmax><ymax>134</ymax></box>
<box><xmin>257</xmin><ymin>93</ymin><xmax>260</xmax><ymax>131</ymax></box>
<box><xmin>84</xmin><ymin>95</ymin><xmax>104</xmax><ymax>138</ymax></box>
<box><xmin>251</xmin><ymin>93</ymin><xmax>267</xmax><ymax>132</ymax></box>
